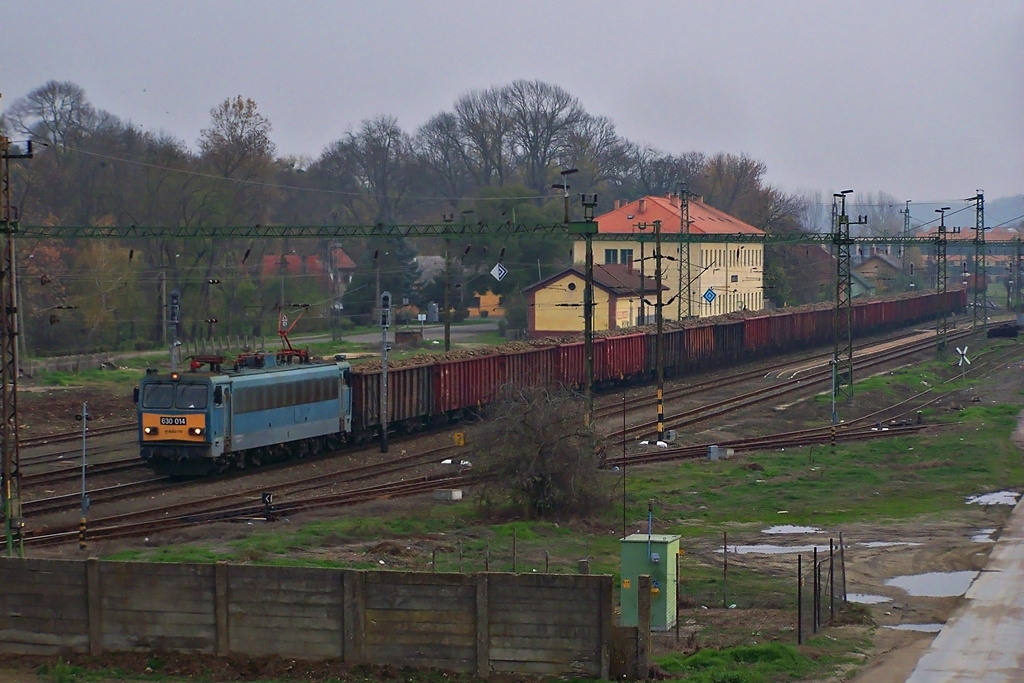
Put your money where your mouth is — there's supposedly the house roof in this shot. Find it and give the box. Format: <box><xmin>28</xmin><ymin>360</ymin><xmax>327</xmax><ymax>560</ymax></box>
<box><xmin>523</xmin><ymin>263</ymin><xmax>666</xmax><ymax>296</ymax></box>
<box><xmin>331</xmin><ymin>247</ymin><xmax>356</xmax><ymax>270</ymax></box>
<box><xmin>855</xmin><ymin>253</ymin><xmax>901</xmax><ymax>271</ymax></box>
<box><xmin>594</xmin><ymin>195</ymin><xmax>765</xmax><ymax>236</ymax></box>
<box><xmin>260</xmin><ymin>253</ymin><xmax>327</xmax><ymax>277</ymax></box>
<box><xmin>914</xmin><ymin>226</ymin><xmax>1021</xmax><ymax>242</ymax></box>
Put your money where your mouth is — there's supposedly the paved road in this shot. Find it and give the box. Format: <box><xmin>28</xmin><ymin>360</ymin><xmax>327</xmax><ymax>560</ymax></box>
<box><xmin>906</xmin><ymin>495</ymin><xmax>1024</xmax><ymax>682</ymax></box>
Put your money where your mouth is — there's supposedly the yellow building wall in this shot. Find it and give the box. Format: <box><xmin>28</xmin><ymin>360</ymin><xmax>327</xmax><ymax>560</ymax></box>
<box><xmin>467</xmin><ymin>290</ymin><xmax>505</xmax><ymax>318</ymax></box>
<box><xmin>533</xmin><ymin>273</ymin><xmax>612</xmax><ymax>332</ymax></box>
<box><xmin>572</xmin><ymin>240</ymin><xmax>764</xmax><ymax>319</ymax></box>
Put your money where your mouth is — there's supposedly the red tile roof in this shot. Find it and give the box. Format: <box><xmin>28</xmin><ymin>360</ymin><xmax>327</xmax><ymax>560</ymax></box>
<box><xmin>523</xmin><ymin>264</ymin><xmax>665</xmax><ymax>296</ymax></box>
<box><xmin>595</xmin><ymin>195</ymin><xmax>764</xmax><ymax>235</ymax></box>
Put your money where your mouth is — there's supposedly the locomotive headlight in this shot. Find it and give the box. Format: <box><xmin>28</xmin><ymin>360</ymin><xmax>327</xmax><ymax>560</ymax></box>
<box><xmin>191</xmin><ymin>427</ymin><xmax>205</xmax><ymax>436</ymax></box>
<box><xmin>143</xmin><ymin>426</ymin><xmax>157</xmax><ymax>435</ymax></box>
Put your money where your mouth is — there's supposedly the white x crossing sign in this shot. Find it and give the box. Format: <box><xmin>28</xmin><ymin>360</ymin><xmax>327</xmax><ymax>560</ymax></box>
<box><xmin>956</xmin><ymin>346</ymin><xmax>971</xmax><ymax>366</ymax></box>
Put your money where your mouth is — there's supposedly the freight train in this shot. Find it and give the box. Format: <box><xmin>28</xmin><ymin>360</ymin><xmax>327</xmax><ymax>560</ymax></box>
<box><xmin>136</xmin><ymin>289</ymin><xmax>965</xmax><ymax>476</ymax></box>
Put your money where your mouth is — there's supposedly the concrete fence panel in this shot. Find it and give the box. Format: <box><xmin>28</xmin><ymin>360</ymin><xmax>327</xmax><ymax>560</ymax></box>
<box><xmin>0</xmin><ymin>557</ymin><xmax>613</xmax><ymax>678</ymax></box>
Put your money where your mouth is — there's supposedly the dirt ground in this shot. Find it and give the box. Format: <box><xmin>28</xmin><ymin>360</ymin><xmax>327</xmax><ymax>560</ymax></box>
<box><xmin>6</xmin><ymin>340</ymin><xmax>1024</xmax><ymax>682</ymax></box>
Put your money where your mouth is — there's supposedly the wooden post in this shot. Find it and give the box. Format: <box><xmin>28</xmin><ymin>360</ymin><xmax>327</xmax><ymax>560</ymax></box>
<box><xmin>797</xmin><ymin>555</ymin><xmax>803</xmax><ymax>645</ymax></box>
<box><xmin>829</xmin><ymin>538</ymin><xmax>835</xmax><ymax>623</ymax></box>
<box><xmin>637</xmin><ymin>574</ymin><xmax>652</xmax><ymax>678</ymax></box>
<box><xmin>840</xmin><ymin>531</ymin><xmax>847</xmax><ymax>603</ymax></box>
<box><xmin>723</xmin><ymin>531</ymin><xmax>728</xmax><ymax>609</ymax></box>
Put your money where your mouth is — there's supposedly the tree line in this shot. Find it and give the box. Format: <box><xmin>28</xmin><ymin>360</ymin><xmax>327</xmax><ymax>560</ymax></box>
<box><xmin>2</xmin><ymin>79</ymin><xmax>904</xmax><ymax>357</ymax></box>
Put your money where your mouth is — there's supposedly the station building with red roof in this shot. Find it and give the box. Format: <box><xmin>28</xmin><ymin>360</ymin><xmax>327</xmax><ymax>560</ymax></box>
<box><xmin>569</xmin><ymin>194</ymin><xmax>766</xmax><ymax>320</ymax></box>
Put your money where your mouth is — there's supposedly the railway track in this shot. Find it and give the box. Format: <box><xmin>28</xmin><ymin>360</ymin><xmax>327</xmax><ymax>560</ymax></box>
<box><xmin>609</xmin><ymin>326</ymin><xmax>979</xmax><ymax>441</ymax></box>
<box><xmin>25</xmin><ymin>441</ymin><xmax>468</xmax><ymax>545</ymax></box>
<box><xmin>20</xmin><ymin>421</ymin><xmax>135</xmax><ymax>448</ymax></box>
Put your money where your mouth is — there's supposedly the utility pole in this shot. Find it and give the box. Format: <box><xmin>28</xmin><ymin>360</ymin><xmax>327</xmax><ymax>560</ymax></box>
<box><xmin>442</xmin><ymin>214</ymin><xmax>453</xmax><ymax>351</ymax></box>
<box><xmin>934</xmin><ymin>206</ymin><xmax>954</xmax><ymax>357</ymax></box>
<box><xmin>1016</xmin><ymin>239</ymin><xmax>1023</xmax><ymax>314</ymax></box>
<box><xmin>832</xmin><ymin>190</ymin><xmax>865</xmax><ymax>404</ymax></box>
<box><xmin>1</xmin><ymin>108</ymin><xmax>32</xmax><ymax>557</ymax></box>
<box><xmin>966</xmin><ymin>192</ymin><xmax>986</xmax><ymax>335</ymax></box>
<box><xmin>654</xmin><ymin>220</ymin><xmax>665</xmax><ymax>441</ymax></box>
<box><xmin>379</xmin><ymin>291</ymin><xmax>391</xmax><ymax>453</ymax></box>
<box><xmin>580</xmin><ymin>194</ymin><xmax>597</xmax><ymax>426</ymax></box>
<box><xmin>899</xmin><ymin>200</ymin><xmax>911</xmax><ymax>290</ymax></box>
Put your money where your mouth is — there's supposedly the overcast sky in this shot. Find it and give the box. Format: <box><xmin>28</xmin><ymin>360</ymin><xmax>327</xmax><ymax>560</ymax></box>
<box><xmin>6</xmin><ymin>1</ymin><xmax>1023</xmax><ymax>208</ymax></box>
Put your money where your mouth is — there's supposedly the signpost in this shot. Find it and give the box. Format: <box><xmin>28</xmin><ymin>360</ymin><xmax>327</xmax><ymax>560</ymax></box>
<box><xmin>490</xmin><ymin>263</ymin><xmax>507</xmax><ymax>282</ymax></box>
<box><xmin>956</xmin><ymin>346</ymin><xmax>971</xmax><ymax>395</ymax></box>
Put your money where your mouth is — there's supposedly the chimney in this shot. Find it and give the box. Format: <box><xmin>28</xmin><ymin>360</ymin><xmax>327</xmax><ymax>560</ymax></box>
<box><xmin>626</xmin><ymin>253</ymin><xmax>634</xmax><ymax>273</ymax></box>
<box><xmin>614</xmin><ymin>199</ymin><xmax>621</xmax><ymax>210</ymax></box>
<box><xmin>638</xmin><ymin>198</ymin><xmax>647</xmax><ymax>214</ymax></box>
<box><xmin>669</xmin><ymin>193</ymin><xmax>681</xmax><ymax>208</ymax></box>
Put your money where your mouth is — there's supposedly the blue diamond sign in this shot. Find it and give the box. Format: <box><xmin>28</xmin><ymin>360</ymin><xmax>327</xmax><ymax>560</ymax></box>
<box><xmin>703</xmin><ymin>287</ymin><xmax>716</xmax><ymax>303</ymax></box>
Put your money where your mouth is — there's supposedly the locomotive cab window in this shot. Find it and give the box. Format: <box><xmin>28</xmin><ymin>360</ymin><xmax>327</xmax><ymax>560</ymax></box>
<box><xmin>175</xmin><ymin>383</ymin><xmax>208</xmax><ymax>409</ymax></box>
<box><xmin>142</xmin><ymin>383</ymin><xmax>174</xmax><ymax>409</ymax></box>
<box><xmin>213</xmin><ymin>386</ymin><xmax>223</xmax><ymax>405</ymax></box>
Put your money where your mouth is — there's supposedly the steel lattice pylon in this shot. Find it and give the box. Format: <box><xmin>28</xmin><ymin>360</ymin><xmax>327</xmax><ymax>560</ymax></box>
<box><xmin>1</xmin><ymin>135</ymin><xmax>30</xmax><ymax>557</ymax></box>
<box><xmin>968</xmin><ymin>192</ymin><xmax>986</xmax><ymax>335</ymax></box>
<box><xmin>832</xmin><ymin>192</ymin><xmax>864</xmax><ymax>403</ymax></box>
<box><xmin>934</xmin><ymin>207</ymin><xmax>954</xmax><ymax>358</ymax></box>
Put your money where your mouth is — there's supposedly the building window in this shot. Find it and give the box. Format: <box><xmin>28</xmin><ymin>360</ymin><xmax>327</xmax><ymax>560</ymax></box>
<box><xmin>568</xmin><ymin>282</ymin><xmax>577</xmax><ymax>291</ymax></box>
<box><xmin>619</xmin><ymin>249</ymin><xmax>633</xmax><ymax>265</ymax></box>
<box><xmin>604</xmin><ymin>249</ymin><xmax>618</xmax><ymax>264</ymax></box>
<box><xmin>731</xmin><ymin>274</ymin><xmax>738</xmax><ymax>283</ymax></box>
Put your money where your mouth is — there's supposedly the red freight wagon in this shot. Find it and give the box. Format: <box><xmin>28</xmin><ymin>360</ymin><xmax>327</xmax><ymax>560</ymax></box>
<box><xmin>505</xmin><ymin>346</ymin><xmax>558</xmax><ymax>388</ymax></box>
<box><xmin>433</xmin><ymin>354</ymin><xmax>505</xmax><ymax>414</ymax></box>
<box><xmin>714</xmin><ymin>320</ymin><xmax>744</xmax><ymax>363</ymax></box>
<box><xmin>743</xmin><ymin>316</ymin><xmax>772</xmax><ymax>356</ymax></box>
<box><xmin>647</xmin><ymin>328</ymin><xmax>682</xmax><ymax>377</ymax></box>
<box><xmin>682</xmin><ymin>325</ymin><xmax>715</xmax><ymax>370</ymax></box>
<box><xmin>600</xmin><ymin>333</ymin><xmax>646</xmax><ymax>382</ymax></box>
<box><xmin>350</xmin><ymin>363</ymin><xmax>433</xmax><ymax>432</ymax></box>
<box><xmin>556</xmin><ymin>339</ymin><xmax>609</xmax><ymax>387</ymax></box>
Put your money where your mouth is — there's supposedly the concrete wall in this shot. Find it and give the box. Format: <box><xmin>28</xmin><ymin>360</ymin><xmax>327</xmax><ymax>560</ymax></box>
<box><xmin>0</xmin><ymin>558</ymin><xmax>612</xmax><ymax>678</ymax></box>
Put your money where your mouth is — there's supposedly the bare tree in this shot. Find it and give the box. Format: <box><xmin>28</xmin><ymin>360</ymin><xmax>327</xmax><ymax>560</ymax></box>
<box><xmin>503</xmin><ymin>80</ymin><xmax>587</xmax><ymax>195</ymax></box>
<box><xmin>453</xmin><ymin>86</ymin><xmax>515</xmax><ymax>188</ymax></box>
<box><xmin>322</xmin><ymin>115</ymin><xmax>414</xmax><ymax>225</ymax></box>
<box><xmin>475</xmin><ymin>386</ymin><xmax>610</xmax><ymax>519</ymax></box>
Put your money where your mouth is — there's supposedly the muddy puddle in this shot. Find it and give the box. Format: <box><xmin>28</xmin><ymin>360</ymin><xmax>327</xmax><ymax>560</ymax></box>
<box><xmin>966</xmin><ymin>491</ymin><xmax>1019</xmax><ymax>506</ymax></box>
<box><xmin>885</xmin><ymin>570</ymin><xmax>978</xmax><ymax>597</ymax></box>
<box><xmin>884</xmin><ymin>623</ymin><xmax>944</xmax><ymax>632</ymax></box>
<box><xmin>848</xmin><ymin>593</ymin><xmax>891</xmax><ymax>604</ymax></box>
<box><xmin>761</xmin><ymin>525</ymin><xmax>821</xmax><ymax>534</ymax></box>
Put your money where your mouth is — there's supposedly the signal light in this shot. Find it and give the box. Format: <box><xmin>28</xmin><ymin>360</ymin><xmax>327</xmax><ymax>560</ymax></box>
<box><xmin>204</xmin><ymin>318</ymin><xmax>219</xmax><ymax>324</ymax></box>
<box><xmin>170</xmin><ymin>372</ymin><xmax>180</xmax><ymax>381</ymax></box>
<box><xmin>207</xmin><ymin>278</ymin><xmax>221</xmax><ymax>285</ymax></box>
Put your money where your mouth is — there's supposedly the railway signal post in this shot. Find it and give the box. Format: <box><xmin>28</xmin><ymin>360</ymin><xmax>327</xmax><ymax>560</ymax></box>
<box><xmin>75</xmin><ymin>404</ymin><xmax>91</xmax><ymax>549</ymax></box>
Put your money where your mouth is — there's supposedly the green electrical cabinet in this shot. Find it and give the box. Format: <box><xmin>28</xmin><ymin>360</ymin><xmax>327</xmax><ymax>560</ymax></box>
<box><xmin>620</xmin><ymin>533</ymin><xmax>679</xmax><ymax>630</ymax></box>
